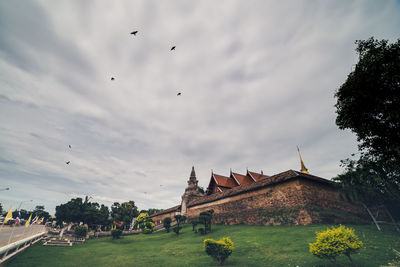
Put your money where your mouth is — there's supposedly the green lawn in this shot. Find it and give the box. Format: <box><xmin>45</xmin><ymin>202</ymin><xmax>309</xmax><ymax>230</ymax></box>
<box><xmin>6</xmin><ymin>224</ymin><xmax>400</xmax><ymax>267</ymax></box>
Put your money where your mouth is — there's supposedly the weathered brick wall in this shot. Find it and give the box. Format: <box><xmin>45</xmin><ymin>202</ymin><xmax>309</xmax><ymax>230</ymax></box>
<box><xmin>187</xmin><ymin>178</ymin><xmax>366</xmax><ymax>225</ymax></box>
<box><xmin>150</xmin><ymin>211</ymin><xmax>178</xmax><ymax>226</ymax></box>
<box><xmin>298</xmin><ymin>179</ymin><xmax>363</xmax><ymax>214</ymax></box>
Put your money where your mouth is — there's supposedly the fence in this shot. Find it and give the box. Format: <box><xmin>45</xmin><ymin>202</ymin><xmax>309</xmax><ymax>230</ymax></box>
<box><xmin>0</xmin><ymin>232</ymin><xmax>45</xmax><ymax>264</ymax></box>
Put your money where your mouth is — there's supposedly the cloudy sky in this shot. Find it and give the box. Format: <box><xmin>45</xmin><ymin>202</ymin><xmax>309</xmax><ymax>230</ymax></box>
<box><xmin>1</xmin><ymin>0</ymin><xmax>399</xmax><ymax>214</ymax></box>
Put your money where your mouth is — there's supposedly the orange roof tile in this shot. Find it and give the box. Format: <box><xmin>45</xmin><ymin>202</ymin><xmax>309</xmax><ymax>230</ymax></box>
<box><xmin>212</xmin><ymin>173</ymin><xmax>237</xmax><ymax>188</ymax></box>
<box><xmin>247</xmin><ymin>171</ymin><xmax>270</xmax><ymax>181</ymax></box>
<box><xmin>231</xmin><ymin>172</ymin><xmax>253</xmax><ymax>185</ymax></box>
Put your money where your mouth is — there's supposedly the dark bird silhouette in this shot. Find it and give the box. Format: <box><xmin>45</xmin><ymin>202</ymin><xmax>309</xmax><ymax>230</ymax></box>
<box><xmin>131</xmin><ymin>31</ymin><xmax>138</xmax><ymax>35</ymax></box>
<box><xmin>66</xmin><ymin>161</ymin><xmax>70</xmax><ymax>165</ymax></box>
<box><xmin>69</xmin><ymin>145</ymin><xmax>71</xmax><ymax>149</ymax></box>
<box><xmin>171</xmin><ymin>46</ymin><xmax>176</xmax><ymax>51</ymax></box>
<box><xmin>177</xmin><ymin>92</ymin><xmax>181</xmax><ymax>96</ymax></box>
<box><xmin>111</xmin><ymin>77</ymin><xmax>115</xmax><ymax>81</ymax></box>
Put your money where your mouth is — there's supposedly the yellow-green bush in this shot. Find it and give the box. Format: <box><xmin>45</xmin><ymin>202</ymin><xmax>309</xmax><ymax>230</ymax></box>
<box><xmin>309</xmin><ymin>225</ymin><xmax>363</xmax><ymax>265</ymax></box>
<box><xmin>204</xmin><ymin>237</ymin><xmax>234</xmax><ymax>265</ymax></box>
<box><xmin>133</xmin><ymin>213</ymin><xmax>155</xmax><ymax>234</ymax></box>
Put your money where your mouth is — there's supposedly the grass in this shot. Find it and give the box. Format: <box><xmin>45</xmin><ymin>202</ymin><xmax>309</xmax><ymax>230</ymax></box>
<box><xmin>6</xmin><ymin>224</ymin><xmax>400</xmax><ymax>267</ymax></box>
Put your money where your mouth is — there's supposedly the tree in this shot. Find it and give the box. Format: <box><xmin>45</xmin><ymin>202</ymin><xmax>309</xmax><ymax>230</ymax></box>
<box><xmin>335</xmin><ymin>37</ymin><xmax>400</xmax><ymax>163</ymax></box>
<box><xmin>55</xmin><ymin>198</ymin><xmax>85</xmax><ymax>224</ymax></box>
<box><xmin>204</xmin><ymin>237</ymin><xmax>234</xmax><ymax>265</ymax></box>
<box><xmin>140</xmin><ymin>208</ymin><xmax>163</xmax><ymax>216</ymax></box>
<box><xmin>163</xmin><ymin>217</ymin><xmax>172</xmax><ymax>232</ymax></box>
<box><xmin>334</xmin><ymin>37</ymin><xmax>400</xmax><ymax>218</ymax></box>
<box><xmin>309</xmin><ymin>225</ymin><xmax>363</xmax><ymax>266</ymax></box>
<box><xmin>172</xmin><ymin>215</ymin><xmax>186</xmax><ymax>235</ymax></box>
<box><xmin>134</xmin><ymin>213</ymin><xmax>155</xmax><ymax>234</ymax></box>
<box><xmin>32</xmin><ymin>205</ymin><xmax>51</xmax><ymax>221</ymax></box>
<box><xmin>111</xmin><ymin>201</ymin><xmax>139</xmax><ymax>229</ymax></box>
<box><xmin>198</xmin><ymin>210</ymin><xmax>214</xmax><ymax>234</ymax></box>
<box><xmin>0</xmin><ymin>203</ymin><xmax>2</xmax><ymax>214</ymax></box>
<box><xmin>55</xmin><ymin>198</ymin><xmax>110</xmax><ymax>229</ymax></box>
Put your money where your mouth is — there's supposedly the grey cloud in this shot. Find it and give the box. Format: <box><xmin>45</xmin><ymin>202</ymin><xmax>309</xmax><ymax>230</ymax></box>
<box><xmin>1</xmin><ymin>0</ymin><xmax>399</xmax><ymax>213</ymax></box>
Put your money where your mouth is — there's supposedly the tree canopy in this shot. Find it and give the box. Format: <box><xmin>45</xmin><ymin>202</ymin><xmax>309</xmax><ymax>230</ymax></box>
<box><xmin>335</xmin><ymin>37</ymin><xmax>400</xmax><ymax>163</ymax></box>
<box><xmin>111</xmin><ymin>201</ymin><xmax>139</xmax><ymax>229</ymax></box>
<box><xmin>55</xmin><ymin>198</ymin><xmax>110</xmax><ymax>229</ymax></box>
<box><xmin>334</xmin><ymin>37</ymin><xmax>400</xmax><ymax>214</ymax></box>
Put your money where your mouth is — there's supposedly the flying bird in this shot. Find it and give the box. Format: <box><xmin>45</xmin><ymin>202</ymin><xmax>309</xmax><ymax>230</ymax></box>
<box><xmin>111</xmin><ymin>77</ymin><xmax>115</xmax><ymax>81</ymax></box>
<box><xmin>177</xmin><ymin>92</ymin><xmax>181</xmax><ymax>96</ymax></box>
<box><xmin>131</xmin><ymin>31</ymin><xmax>138</xmax><ymax>35</ymax></box>
<box><xmin>66</xmin><ymin>161</ymin><xmax>70</xmax><ymax>165</ymax></box>
<box><xmin>171</xmin><ymin>46</ymin><xmax>176</xmax><ymax>51</ymax></box>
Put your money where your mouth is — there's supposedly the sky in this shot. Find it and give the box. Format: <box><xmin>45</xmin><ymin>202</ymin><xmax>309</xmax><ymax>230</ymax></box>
<box><xmin>1</xmin><ymin>0</ymin><xmax>399</xmax><ymax>215</ymax></box>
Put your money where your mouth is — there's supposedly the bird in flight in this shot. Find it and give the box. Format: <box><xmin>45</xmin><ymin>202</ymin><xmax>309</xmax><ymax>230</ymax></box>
<box><xmin>111</xmin><ymin>77</ymin><xmax>115</xmax><ymax>81</ymax></box>
<box><xmin>66</xmin><ymin>161</ymin><xmax>70</xmax><ymax>165</ymax></box>
<box><xmin>171</xmin><ymin>46</ymin><xmax>176</xmax><ymax>51</ymax></box>
<box><xmin>131</xmin><ymin>31</ymin><xmax>138</xmax><ymax>35</ymax></box>
<box><xmin>177</xmin><ymin>92</ymin><xmax>181</xmax><ymax>96</ymax></box>
<box><xmin>69</xmin><ymin>145</ymin><xmax>71</xmax><ymax>149</ymax></box>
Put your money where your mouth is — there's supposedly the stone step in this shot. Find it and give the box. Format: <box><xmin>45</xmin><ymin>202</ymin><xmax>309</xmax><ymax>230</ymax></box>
<box><xmin>43</xmin><ymin>239</ymin><xmax>73</xmax><ymax>246</ymax></box>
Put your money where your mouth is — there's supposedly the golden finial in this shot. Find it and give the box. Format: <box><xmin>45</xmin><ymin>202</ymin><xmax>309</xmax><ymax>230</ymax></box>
<box><xmin>297</xmin><ymin>146</ymin><xmax>310</xmax><ymax>174</ymax></box>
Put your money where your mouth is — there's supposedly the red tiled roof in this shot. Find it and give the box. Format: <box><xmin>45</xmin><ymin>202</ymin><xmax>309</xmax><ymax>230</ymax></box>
<box><xmin>188</xmin><ymin>170</ymin><xmax>334</xmax><ymax>207</ymax></box>
<box><xmin>213</xmin><ymin>174</ymin><xmax>237</xmax><ymax>188</ymax></box>
<box><xmin>217</xmin><ymin>186</ymin><xmax>230</xmax><ymax>192</ymax></box>
<box><xmin>149</xmin><ymin>205</ymin><xmax>180</xmax><ymax>218</ymax></box>
<box><xmin>231</xmin><ymin>172</ymin><xmax>253</xmax><ymax>185</ymax></box>
<box><xmin>247</xmin><ymin>171</ymin><xmax>270</xmax><ymax>181</ymax></box>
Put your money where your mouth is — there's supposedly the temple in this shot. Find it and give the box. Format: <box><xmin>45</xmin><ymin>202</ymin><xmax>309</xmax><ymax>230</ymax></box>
<box><xmin>150</xmin><ymin>149</ymin><xmax>366</xmax><ymax>226</ymax></box>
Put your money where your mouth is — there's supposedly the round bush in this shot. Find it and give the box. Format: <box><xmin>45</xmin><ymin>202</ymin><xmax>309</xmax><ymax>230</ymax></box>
<box><xmin>309</xmin><ymin>225</ymin><xmax>362</xmax><ymax>264</ymax></box>
<box><xmin>111</xmin><ymin>229</ymin><xmax>122</xmax><ymax>239</ymax></box>
<box><xmin>204</xmin><ymin>237</ymin><xmax>234</xmax><ymax>265</ymax></box>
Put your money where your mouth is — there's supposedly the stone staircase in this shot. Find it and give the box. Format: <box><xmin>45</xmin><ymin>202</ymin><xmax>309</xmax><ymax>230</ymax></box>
<box><xmin>43</xmin><ymin>238</ymin><xmax>72</xmax><ymax>247</ymax></box>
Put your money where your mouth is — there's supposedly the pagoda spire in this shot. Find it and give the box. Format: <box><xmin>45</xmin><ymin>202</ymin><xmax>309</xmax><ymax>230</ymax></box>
<box><xmin>190</xmin><ymin>166</ymin><xmax>196</xmax><ymax>178</ymax></box>
<box><xmin>297</xmin><ymin>146</ymin><xmax>310</xmax><ymax>174</ymax></box>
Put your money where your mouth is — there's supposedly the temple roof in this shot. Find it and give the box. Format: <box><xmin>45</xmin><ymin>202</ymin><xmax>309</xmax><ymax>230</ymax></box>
<box><xmin>189</xmin><ymin>170</ymin><xmax>334</xmax><ymax>208</ymax></box>
<box><xmin>212</xmin><ymin>173</ymin><xmax>237</xmax><ymax>188</ymax></box>
<box><xmin>231</xmin><ymin>172</ymin><xmax>253</xmax><ymax>185</ymax></box>
<box><xmin>247</xmin><ymin>171</ymin><xmax>269</xmax><ymax>181</ymax></box>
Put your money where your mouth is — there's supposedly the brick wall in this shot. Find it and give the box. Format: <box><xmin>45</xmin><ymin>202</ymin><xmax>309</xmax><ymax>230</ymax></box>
<box><xmin>187</xmin><ymin>178</ymin><xmax>366</xmax><ymax>225</ymax></box>
<box><xmin>150</xmin><ymin>211</ymin><xmax>179</xmax><ymax>226</ymax></box>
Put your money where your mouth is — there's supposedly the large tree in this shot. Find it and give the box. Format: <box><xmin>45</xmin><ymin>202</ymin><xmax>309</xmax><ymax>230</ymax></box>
<box><xmin>111</xmin><ymin>201</ymin><xmax>139</xmax><ymax>229</ymax></box>
<box><xmin>55</xmin><ymin>198</ymin><xmax>110</xmax><ymax>229</ymax></box>
<box><xmin>334</xmin><ymin>37</ymin><xmax>400</xmax><ymax>219</ymax></box>
<box><xmin>335</xmin><ymin>37</ymin><xmax>400</xmax><ymax>163</ymax></box>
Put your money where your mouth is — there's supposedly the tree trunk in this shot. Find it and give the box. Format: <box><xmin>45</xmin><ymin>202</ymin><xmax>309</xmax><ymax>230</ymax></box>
<box><xmin>360</xmin><ymin>202</ymin><xmax>381</xmax><ymax>231</ymax></box>
<box><xmin>382</xmin><ymin>205</ymin><xmax>400</xmax><ymax>233</ymax></box>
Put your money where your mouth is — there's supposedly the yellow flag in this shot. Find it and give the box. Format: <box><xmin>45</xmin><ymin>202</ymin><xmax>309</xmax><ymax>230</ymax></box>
<box><xmin>25</xmin><ymin>214</ymin><xmax>32</xmax><ymax>227</ymax></box>
<box><xmin>4</xmin><ymin>207</ymin><xmax>13</xmax><ymax>224</ymax></box>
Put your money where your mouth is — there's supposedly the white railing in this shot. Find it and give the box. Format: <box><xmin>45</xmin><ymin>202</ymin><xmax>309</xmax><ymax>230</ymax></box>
<box><xmin>0</xmin><ymin>232</ymin><xmax>45</xmax><ymax>264</ymax></box>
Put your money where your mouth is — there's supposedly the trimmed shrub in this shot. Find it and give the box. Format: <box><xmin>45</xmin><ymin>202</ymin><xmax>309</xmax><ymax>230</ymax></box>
<box><xmin>111</xmin><ymin>229</ymin><xmax>122</xmax><ymax>239</ymax></box>
<box><xmin>309</xmin><ymin>225</ymin><xmax>363</xmax><ymax>265</ymax></box>
<box><xmin>198</xmin><ymin>228</ymin><xmax>205</xmax><ymax>235</ymax></box>
<box><xmin>74</xmin><ymin>225</ymin><xmax>88</xmax><ymax>238</ymax></box>
<box><xmin>204</xmin><ymin>237</ymin><xmax>234</xmax><ymax>265</ymax></box>
<box><xmin>163</xmin><ymin>217</ymin><xmax>172</xmax><ymax>232</ymax></box>
<box><xmin>173</xmin><ymin>215</ymin><xmax>186</xmax><ymax>235</ymax></box>
<box><xmin>134</xmin><ymin>213</ymin><xmax>155</xmax><ymax>234</ymax></box>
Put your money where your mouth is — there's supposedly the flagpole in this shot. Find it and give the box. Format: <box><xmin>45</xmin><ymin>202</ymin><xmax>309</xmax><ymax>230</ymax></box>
<box><xmin>7</xmin><ymin>223</ymin><xmax>17</xmax><ymax>245</ymax></box>
<box><xmin>0</xmin><ymin>206</ymin><xmax>13</xmax><ymax>233</ymax></box>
